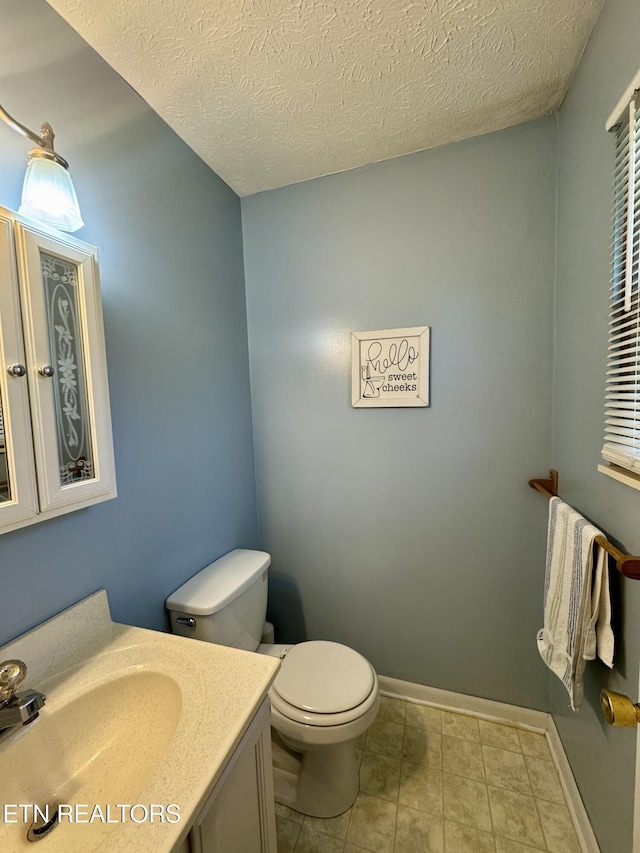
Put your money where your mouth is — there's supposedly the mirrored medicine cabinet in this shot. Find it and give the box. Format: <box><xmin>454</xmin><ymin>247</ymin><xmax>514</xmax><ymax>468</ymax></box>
<box><xmin>0</xmin><ymin>205</ymin><xmax>116</xmax><ymax>534</ymax></box>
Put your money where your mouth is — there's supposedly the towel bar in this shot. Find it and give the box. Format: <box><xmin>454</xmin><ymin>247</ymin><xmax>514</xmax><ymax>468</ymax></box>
<box><xmin>529</xmin><ymin>469</ymin><xmax>640</xmax><ymax>581</ymax></box>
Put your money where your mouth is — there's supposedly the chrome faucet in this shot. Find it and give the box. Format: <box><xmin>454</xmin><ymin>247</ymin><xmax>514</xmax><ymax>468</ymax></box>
<box><xmin>0</xmin><ymin>659</ymin><xmax>46</xmax><ymax>734</ymax></box>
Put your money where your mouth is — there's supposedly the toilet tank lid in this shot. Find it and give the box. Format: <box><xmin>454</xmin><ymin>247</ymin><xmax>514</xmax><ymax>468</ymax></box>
<box><xmin>165</xmin><ymin>549</ymin><xmax>271</xmax><ymax>616</ymax></box>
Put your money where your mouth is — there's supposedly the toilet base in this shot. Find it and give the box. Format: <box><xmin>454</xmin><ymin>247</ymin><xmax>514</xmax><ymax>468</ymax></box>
<box><xmin>271</xmin><ymin>731</ymin><xmax>360</xmax><ymax>818</ymax></box>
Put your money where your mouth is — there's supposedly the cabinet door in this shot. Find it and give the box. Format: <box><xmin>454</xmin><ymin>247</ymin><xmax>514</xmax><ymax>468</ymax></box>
<box><xmin>190</xmin><ymin>698</ymin><xmax>277</xmax><ymax>853</ymax></box>
<box><xmin>0</xmin><ymin>214</ymin><xmax>39</xmax><ymax>528</ymax></box>
<box><xmin>14</xmin><ymin>222</ymin><xmax>116</xmax><ymax>513</ymax></box>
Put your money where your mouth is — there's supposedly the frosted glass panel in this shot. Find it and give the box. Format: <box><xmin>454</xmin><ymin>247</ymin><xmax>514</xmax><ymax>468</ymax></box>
<box><xmin>0</xmin><ymin>397</ymin><xmax>9</xmax><ymax>502</ymax></box>
<box><xmin>41</xmin><ymin>252</ymin><xmax>94</xmax><ymax>485</ymax></box>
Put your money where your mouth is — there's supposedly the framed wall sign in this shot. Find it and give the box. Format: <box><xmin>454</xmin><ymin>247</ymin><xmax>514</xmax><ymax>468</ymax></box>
<box><xmin>351</xmin><ymin>326</ymin><xmax>430</xmax><ymax>408</ymax></box>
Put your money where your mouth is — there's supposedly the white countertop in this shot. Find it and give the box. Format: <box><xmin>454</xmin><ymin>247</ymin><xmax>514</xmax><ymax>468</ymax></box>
<box><xmin>0</xmin><ymin>590</ymin><xmax>279</xmax><ymax>852</ymax></box>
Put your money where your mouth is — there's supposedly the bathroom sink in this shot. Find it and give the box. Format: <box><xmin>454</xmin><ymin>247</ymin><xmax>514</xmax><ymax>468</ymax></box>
<box><xmin>0</xmin><ymin>670</ymin><xmax>182</xmax><ymax>853</ymax></box>
<box><xmin>0</xmin><ymin>590</ymin><xmax>279</xmax><ymax>852</ymax></box>
<box><xmin>0</xmin><ymin>670</ymin><xmax>182</xmax><ymax>851</ymax></box>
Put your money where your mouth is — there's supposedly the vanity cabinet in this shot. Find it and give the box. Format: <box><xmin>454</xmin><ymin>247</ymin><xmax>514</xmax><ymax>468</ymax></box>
<box><xmin>0</xmin><ymin>206</ymin><xmax>116</xmax><ymax>533</ymax></box>
<box><xmin>188</xmin><ymin>698</ymin><xmax>277</xmax><ymax>853</ymax></box>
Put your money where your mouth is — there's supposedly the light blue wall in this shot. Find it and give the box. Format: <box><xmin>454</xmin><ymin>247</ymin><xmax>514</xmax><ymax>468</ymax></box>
<box><xmin>242</xmin><ymin>119</ymin><xmax>557</xmax><ymax>710</ymax></box>
<box><xmin>552</xmin><ymin>0</ymin><xmax>640</xmax><ymax>849</ymax></box>
<box><xmin>0</xmin><ymin>0</ymin><xmax>258</xmax><ymax>645</ymax></box>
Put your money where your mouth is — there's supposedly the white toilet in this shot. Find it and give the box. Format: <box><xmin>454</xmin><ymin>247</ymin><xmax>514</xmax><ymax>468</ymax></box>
<box><xmin>166</xmin><ymin>549</ymin><xmax>379</xmax><ymax>818</ymax></box>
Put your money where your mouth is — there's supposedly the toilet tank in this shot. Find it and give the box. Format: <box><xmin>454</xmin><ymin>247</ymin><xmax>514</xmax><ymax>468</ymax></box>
<box><xmin>166</xmin><ymin>549</ymin><xmax>270</xmax><ymax>651</ymax></box>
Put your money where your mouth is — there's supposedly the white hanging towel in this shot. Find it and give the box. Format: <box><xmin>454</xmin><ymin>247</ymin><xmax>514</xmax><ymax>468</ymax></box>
<box><xmin>537</xmin><ymin>497</ymin><xmax>614</xmax><ymax>710</ymax></box>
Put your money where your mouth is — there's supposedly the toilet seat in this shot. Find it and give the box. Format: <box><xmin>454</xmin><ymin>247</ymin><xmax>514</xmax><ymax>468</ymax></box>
<box><xmin>269</xmin><ymin>640</ymin><xmax>377</xmax><ymax>726</ymax></box>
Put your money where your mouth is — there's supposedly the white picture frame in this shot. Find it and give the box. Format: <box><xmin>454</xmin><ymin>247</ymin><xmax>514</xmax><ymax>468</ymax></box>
<box><xmin>351</xmin><ymin>326</ymin><xmax>430</xmax><ymax>408</ymax></box>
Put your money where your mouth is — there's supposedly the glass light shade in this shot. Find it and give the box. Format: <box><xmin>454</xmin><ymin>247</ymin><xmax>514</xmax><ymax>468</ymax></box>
<box><xmin>19</xmin><ymin>156</ymin><xmax>84</xmax><ymax>232</ymax></box>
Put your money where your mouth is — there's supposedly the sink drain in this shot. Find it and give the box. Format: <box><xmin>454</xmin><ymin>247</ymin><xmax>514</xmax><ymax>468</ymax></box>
<box><xmin>27</xmin><ymin>806</ymin><xmax>59</xmax><ymax>842</ymax></box>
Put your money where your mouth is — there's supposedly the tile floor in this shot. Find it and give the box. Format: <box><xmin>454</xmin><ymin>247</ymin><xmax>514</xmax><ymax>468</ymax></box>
<box><xmin>275</xmin><ymin>696</ymin><xmax>582</xmax><ymax>853</ymax></box>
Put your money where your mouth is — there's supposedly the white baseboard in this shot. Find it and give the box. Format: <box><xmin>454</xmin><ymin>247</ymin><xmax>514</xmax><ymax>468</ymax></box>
<box><xmin>378</xmin><ymin>675</ymin><xmax>549</xmax><ymax>730</ymax></box>
<box><xmin>379</xmin><ymin>675</ymin><xmax>600</xmax><ymax>853</ymax></box>
<box><xmin>546</xmin><ymin>717</ymin><xmax>601</xmax><ymax>853</ymax></box>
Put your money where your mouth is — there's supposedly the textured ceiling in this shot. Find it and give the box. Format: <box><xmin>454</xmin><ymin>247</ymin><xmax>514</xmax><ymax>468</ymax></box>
<box><xmin>45</xmin><ymin>0</ymin><xmax>603</xmax><ymax>196</ymax></box>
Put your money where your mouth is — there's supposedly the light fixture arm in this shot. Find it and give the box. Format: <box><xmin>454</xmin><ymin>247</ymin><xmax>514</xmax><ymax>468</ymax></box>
<box><xmin>0</xmin><ymin>103</ymin><xmax>69</xmax><ymax>169</ymax></box>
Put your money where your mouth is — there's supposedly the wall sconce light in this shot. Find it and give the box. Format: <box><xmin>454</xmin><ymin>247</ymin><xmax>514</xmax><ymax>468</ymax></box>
<box><xmin>0</xmin><ymin>103</ymin><xmax>84</xmax><ymax>233</ymax></box>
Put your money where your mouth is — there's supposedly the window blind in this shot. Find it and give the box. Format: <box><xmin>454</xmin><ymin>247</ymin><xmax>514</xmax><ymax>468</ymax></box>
<box><xmin>603</xmin><ymin>95</ymin><xmax>640</xmax><ymax>472</ymax></box>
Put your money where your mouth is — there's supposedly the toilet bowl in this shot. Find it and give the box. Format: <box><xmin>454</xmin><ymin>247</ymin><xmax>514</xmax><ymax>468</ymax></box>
<box><xmin>166</xmin><ymin>550</ymin><xmax>380</xmax><ymax>817</ymax></box>
<box><xmin>265</xmin><ymin>640</ymin><xmax>380</xmax><ymax>816</ymax></box>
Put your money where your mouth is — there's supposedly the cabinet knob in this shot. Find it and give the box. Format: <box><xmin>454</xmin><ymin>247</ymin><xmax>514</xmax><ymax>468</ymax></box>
<box><xmin>38</xmin><ymin>365</ymin><xmax>54</xmax><ymax>377</ymax></box>
<box><xmin>7</xmin><ymin>364</ymin><xmax>26</xmax><ymax>377</ymax></box>
<box><xmin>600</xmin><ymin>689</ymin><xmax>640</xmax><ymax>727</ymax></box>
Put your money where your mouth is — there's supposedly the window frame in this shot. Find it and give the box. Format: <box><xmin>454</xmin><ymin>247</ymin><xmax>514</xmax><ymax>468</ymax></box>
<box><xmin>600</xmin><ymin>71</ymin><xmax>640</xmax><ymax>490</ymax></box>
